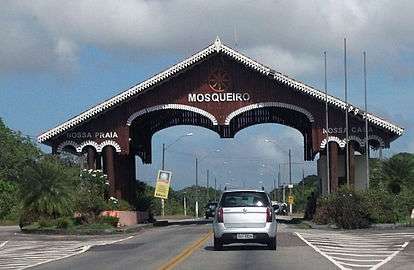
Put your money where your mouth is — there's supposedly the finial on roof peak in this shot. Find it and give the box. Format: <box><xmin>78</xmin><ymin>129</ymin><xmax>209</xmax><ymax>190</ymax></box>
<box><xmin>214</xmin><ymin>36</ymin><xmax>222</xmax><ymax>52</ymax></box>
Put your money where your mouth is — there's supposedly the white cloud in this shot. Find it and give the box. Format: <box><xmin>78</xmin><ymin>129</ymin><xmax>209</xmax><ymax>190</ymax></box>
<box><xmin>1</xmin><ymin>0</ymin><xmax>413</xmax><ymax>75</ymax></box>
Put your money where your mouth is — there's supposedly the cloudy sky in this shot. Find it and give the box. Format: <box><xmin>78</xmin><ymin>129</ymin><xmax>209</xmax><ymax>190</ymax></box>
<box><xmin>1</xmin><ymin>0</ymin><xmax>413</xmax><ymax>190</ymax></box>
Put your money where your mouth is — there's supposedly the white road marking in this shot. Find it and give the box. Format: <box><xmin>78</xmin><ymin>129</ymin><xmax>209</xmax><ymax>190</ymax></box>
<box><xmin>296</xmin><ymin>231</ymin><xmax>412</xmax><ymax>270</ymax></box>
<box><xmin>295</xmin><ymin>232</ymin><xmax>348</xmax><ymax>270</ymax></box>
<box><xmin>0</xmin><ymin>235</ymin><xmax>134</xmax><ymax>270</ymax></box>
<box><xmin>0</xmin><ymin>241</ymin><xmax>8</xmax><ymax>249</ymax></box>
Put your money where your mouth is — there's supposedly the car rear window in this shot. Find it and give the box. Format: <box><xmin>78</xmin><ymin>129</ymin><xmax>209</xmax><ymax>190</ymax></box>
<box><xmin>220</xmin><ymin>192</ymin><xmax>270</xmax><ymax>207</ymax></box>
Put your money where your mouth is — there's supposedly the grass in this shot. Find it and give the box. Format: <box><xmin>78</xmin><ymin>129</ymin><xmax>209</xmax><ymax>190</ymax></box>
<box><xmin>0</xmin><ymin>220</ymin><xmax>18</xmax><ymax>226</ymax></box>
<box><xmin>21</xmin><ymin>220</ymin><xmax>117</xmax><ymax>235</ymax></box>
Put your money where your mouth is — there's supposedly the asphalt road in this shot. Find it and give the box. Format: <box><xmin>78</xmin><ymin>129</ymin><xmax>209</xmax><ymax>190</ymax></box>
<box><xmin>28</xmin><ymin>224</ymin><xmax>337</xmax><ymax>270</ymax></box>
<box><xmin>1</xmin><ymin>224</ymin><xmax>413</xmax><ymax>270</ymax></box>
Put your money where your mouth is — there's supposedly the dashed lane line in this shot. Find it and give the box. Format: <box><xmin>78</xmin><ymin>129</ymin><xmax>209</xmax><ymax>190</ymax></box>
<box><xmin>296</xmin><ymin>231</ymin><xmax>412</xmax><ymax>270</ymax></box>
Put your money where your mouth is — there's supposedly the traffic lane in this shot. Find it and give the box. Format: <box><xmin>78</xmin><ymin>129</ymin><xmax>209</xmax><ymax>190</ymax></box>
<box><xmin>32</xmin><ymin>224</ymin><xmax>210</xmax><ymax>270</ymax></box>
<box><xmin>176</xmin><ymin>232</ymin><xmax>337</xmax><ymax>270</ymax></box>
<box><xmin>380</xmin><ymin>240</ymin><xmax>414</xmax><ymax>270</ymax></box>
<box><xmin>0</xmin><ymin>226</ymin><xmax>19</xmax><ymax>242</ymax></box>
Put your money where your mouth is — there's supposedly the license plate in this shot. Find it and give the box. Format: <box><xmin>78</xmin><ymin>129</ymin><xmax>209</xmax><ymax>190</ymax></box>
<box><xmin>236</xmin><ymin>233</ymin><xmax>254</xmax><ymax>239</ymax></box>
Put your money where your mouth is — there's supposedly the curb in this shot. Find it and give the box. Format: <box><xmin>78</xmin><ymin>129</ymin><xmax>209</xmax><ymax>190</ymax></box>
<box><xmin>20</xmin><ymin>223</ymin><xmax>153</xmax><ymax>236</ymax></box>
<box><xmin>301</xmin><ymin>220</ymin><xmax>413</xmax><ymax>231</ymax></box>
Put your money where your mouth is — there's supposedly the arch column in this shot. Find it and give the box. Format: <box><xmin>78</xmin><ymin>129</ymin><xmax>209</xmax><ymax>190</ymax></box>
<box><xmin>329</xmin><ymin>142</ymin><xmax>339</xmax><ymax>192</ymax></box>
<box><xmin>86</xmin><ymin>147</ymin><xmax>96</xmax><ymax>170</ymax></box>
<box><xmin>96</xmin><ymin>154</ymin><xmax>102</xmax><ymax>170</ymax></box>
<box><xmin>103</xmin><ymin>146</ymin><xmax>116</xmax><ymax>197</ymax></box>
<box><xmin>348</xmin><ymin>143</ymin><xmax>355</xmax><ymax>188</ymax></box>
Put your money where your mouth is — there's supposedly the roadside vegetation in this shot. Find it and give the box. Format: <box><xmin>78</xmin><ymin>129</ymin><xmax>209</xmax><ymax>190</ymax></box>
<box><xmin>1</xmin><ymin>117</ymin><xmax>412</xmax><ymax>230</ymax></box>
<box><xmin>312</xmin><ymin>153</ymin><xmax>414</xmax><ymax>229</ymax></box>
<box><xmin>0</xmin><ymin>118</ymin><xmax>219</xmax><ymax>230</ymax></box>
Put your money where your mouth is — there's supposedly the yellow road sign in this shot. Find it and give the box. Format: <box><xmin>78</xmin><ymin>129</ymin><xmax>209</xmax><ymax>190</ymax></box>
<box><xmin>288</xmin><ymin>195</ymin><xmax>294</xmax><ymax>204</ymax></box>
<box><xmin>154</xmin><ymin>170</ymin><xmax>172</xmax><ymax>199</ymax></box>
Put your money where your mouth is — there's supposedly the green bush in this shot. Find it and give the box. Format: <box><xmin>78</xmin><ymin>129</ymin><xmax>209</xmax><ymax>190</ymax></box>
<box><xmin>38</xmin><ymin>217</ymin><xmax>55</xmax><ymax>228</ymax></box>
<box><xmin>55</xmin><ymin>217</ymin><xmax>74</xmax><ymax>229</ymax></box>
<box><xmin>313</xmin><ymin>197</ymin><xmax>331</xmax><ymax>225</ymax></box>
<box><xmin>74</xmin><ymin>169</ymin><xmax>108</xmax><ymax>220</ymax></box>
<box><xmin>106</xmin><ymin>198</ymin><xmax>133</xmax><ymax>211</ymax></box>
<box><xmin>394</xmin><ymin>187</ymin><xmax>414</xmax><ymax>222</ymax></box>
<box><xmin>365</xmin><ymin>184</ymin><xmax>398</xmax><ymax>223</ymax></box>
<box><xmin>314</xmin><ymin>188</ymin><xmax>370</xmax><ymax>229</ymax></box>
<box><xmin>98</xmin><ymin>216</ymin><xmax>119</xmax><ymax>227</ymax></box>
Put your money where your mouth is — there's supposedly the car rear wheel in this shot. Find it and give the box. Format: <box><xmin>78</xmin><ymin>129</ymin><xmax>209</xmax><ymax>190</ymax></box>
<box><xmin>214</xmin><ymin>237</ymin><xmax>223</xmax><ymax>250</ymax></box>
<box><xmin>268</xmin><ymin>237</ymin><xmax>277</xmax><ymax>250</ymax></box>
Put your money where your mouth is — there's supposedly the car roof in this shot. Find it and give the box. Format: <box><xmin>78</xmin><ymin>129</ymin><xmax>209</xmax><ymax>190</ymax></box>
<box><xmin>222</xmin><ymin>189</ymin><xmax>266</xmax><ymax>193</ymax></box>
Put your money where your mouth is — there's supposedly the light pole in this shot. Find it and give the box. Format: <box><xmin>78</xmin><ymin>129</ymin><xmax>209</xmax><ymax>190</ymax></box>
<box><xmin>162</xmin><ymin>132</ymin><xmax>193</xmax><ymax>170</ymax></box>
<box><xmin>206</xmin><ymin>169</ymin><xmax>210</xmax><ymax>201</ymax></box>
<box><xmin>194</xmin><ymin>149</ymin><xmax>220</xmax><ymax>218</ymax></box>
<box><xmin>265</xmin><ymin>139</ymin><xmax>292</xmax><ymax>203</ymax></box>
<box><xmin>160</xmin><ymin>132</ymin><xmax>193</xmax><ymax>216</ymax></box>
<box><xmin>214</xmin><ymin>177</ymin><xmax>217</xmax><ymax>201</ymax></box>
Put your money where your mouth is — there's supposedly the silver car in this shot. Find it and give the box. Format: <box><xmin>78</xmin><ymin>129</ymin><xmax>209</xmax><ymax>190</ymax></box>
<box><xmin>212</xmin><ymin>189</ymin><xmax>278</xmax><ymax>250</ymax></box>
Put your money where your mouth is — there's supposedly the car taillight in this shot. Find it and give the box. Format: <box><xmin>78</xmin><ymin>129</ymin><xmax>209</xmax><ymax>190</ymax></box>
<box><xmin>266</xmin><ymin>207</ymin><xmax>272</xmax><ymax>222</ymax></box>
<box><xmin>217</xmin><ymin>207</ymin><xmax>223</xmax><ymax>223</ymax></box>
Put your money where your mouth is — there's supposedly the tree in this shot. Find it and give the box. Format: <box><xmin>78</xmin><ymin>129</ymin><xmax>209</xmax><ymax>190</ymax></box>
<box><xmin>19</xmin><ymin>157</ymin><xmax>76</xmax><ymax>222</ymax></box>
<box><xmin>381</xmin><ymin>153</ymin><xmax>414</xmax><ymax>194</ymax></box>
<box><xmin>0</xmin><ymin>118</ymin><xmax>40</xmax><ymax>183</ymax></box>
<box><xmin>0</xmin><ymin>118</ymin><xmax>40</xmax><ymax>222</ymax></box>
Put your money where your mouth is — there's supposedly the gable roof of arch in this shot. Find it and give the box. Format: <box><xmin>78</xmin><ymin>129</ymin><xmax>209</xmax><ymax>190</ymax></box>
<box><xmin>37</xmin><ymin>37</ymin><xmax>404</xmax><ymax>143</ymax></box>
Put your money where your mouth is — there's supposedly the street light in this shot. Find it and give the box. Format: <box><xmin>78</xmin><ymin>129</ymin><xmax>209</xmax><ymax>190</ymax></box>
<box><xmin>160</xmin><ymin>132</ymin><xmax>193</xmax><ymax>217</ymax></box>
<box><xmin>265</xmin><ymin>139</ymin><xmax>293</xmax><ymax>213</ymax></box>
<box><xmin>162</xmin><ymin>132</ymin><xmax>193</xmax><ymax>170</ymax></box>
<box><xmin>195</xmin><ymin>149</ymin><xmax>220</xmax><ymax>218</ymax></box>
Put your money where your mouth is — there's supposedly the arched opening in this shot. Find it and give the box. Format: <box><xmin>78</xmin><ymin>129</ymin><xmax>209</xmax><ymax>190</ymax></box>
<box><xmin>137</xmin><ymin>123</ymin><xmax>315</xmax><ymax>192</ymax></box>
<box><xmin>129</xmin><ymin>108</ymin><xmax>220</xmax><ymax>163</ymax></box>
<box><xmin>226</xmin><ymin>105</ymin><xmax>314</xmax><ymax>160</ymax></box>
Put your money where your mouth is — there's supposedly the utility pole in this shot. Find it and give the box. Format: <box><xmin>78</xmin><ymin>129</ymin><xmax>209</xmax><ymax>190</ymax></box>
<box><xmin>161</xmin><ymin>143</ymin><xmax>165</xmax><ymax>216</ymax></box>
<box><xmin>183</xmin><ymin>196</ymin><xmax>187</xmax><ymax>216</ymax></box>
<box><xmin>302</xmin><ymin>168</ymin><xmax>305</xmax><ymax>192</ymax></box>
<box><xmin>206</xmin><ymin>169</ymin><xmax>210</xmax><ymax>201</ymax></box>
<box><xmin>278</xmin><ymin>164</ymin><xmax>281</xmax><ymax>201</ymax></box>
<box><xmin>195</xmin><ymin>157</ymin><xmax>199</xmax><ymax>218</ymax></box>
<box><xmin>363</xmin><ymin>51</ymin><xmax>370</xmax><ymax>189</ymax></box>
<box><xmin>324</xmin><ymin>51</ymin><xmax>331</xmax><ymax>194</ymax></box>
<box><xmin>344</xmin><ymin>38</ymin><xmax>350</xmax><ymax>188</ymax></box>
<box><xmin>214</xmin><ymin>177</ymin><xmax>217</xmax><ymax>201</ymax></box>
<box><xmin>288</xmin><ymin>149</ymin><xmax>292</xmax><ymax>185</ymax></box>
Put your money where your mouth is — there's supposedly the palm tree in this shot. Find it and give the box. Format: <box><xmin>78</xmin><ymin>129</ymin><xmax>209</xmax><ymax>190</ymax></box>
<box><xmin>20</xmin><ymin>157</ymin><xmax>75</xmax><ymax>220</ymax></box>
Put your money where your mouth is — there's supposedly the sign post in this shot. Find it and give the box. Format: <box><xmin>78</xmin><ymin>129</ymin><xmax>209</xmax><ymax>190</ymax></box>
<box><xmin>154</xmin><ymin>170</ymin><xmax>172</xmax><ymax>216</ymax></box>
<box><xmin>288</xmin><ymin>184</ymin><xmax>293</xmax><ymax>215</ymax></box>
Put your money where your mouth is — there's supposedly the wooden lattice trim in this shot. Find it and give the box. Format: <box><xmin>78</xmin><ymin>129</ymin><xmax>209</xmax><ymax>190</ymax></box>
<box><xmin>320</xmin><ymin>136</ymin><xmax>346</xmax><ymax>149</ymax></box>
<box><xmin>56</xmin><ymin>140</ymin><xmax>79</xmax><ymax>153</ymax></box>
<box><xmin>77</xmin><ymin>140</ymin><xmax>101</xmax><ymax>153</ymax></box>
<box><xmin>127</xmin><ymin>104</ymin><xmax>218</xmax><ymax>126</ymax></box>
<box><xmin>99</xmin><ymin>140</ymin><xmax>122</xmax><ymax>153</ymax></box>
<box><xmin>57</xmin><ymin>140</ymin><xmax>121</xmax><ymax>153</ymax></box>
<box><xmin>224</xmin><ymin>102</ymin><xmax>315</xmax><ymax>125</ymax></box>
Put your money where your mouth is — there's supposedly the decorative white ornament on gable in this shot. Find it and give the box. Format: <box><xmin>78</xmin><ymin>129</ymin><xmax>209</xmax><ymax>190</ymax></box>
<box><xmin>56</xmin><ymin>140</ymin><xmax>121</xmax><ymax>153</ymax></box>
<box><xmin>320</xmin><ymin>136</ymin><xmax>346</xmax><ymax>149</ymax></box>
<box><xmin>224</xmin><ymin>102</ymin><xmax>315</xmax><ymax>125</ymax></box>
<box><xmin>126</xmin><ymin>104</ymin><xmax>218</xmax><ymax>126</ymax></box>
<box><xmin>57</xmin><ymin>141</ymin><xmax>79</xmax><ymax>153</ymax></box>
